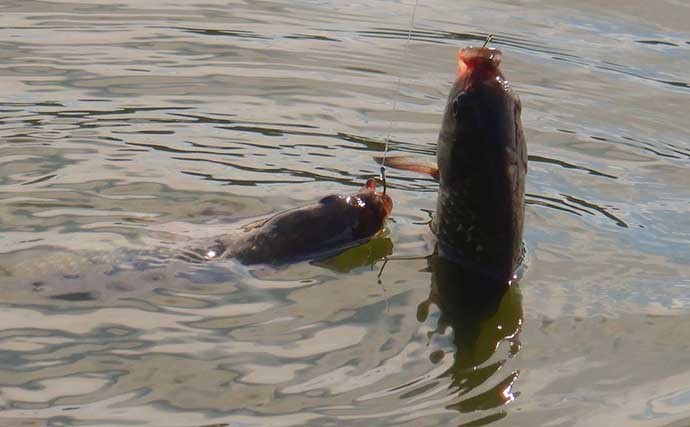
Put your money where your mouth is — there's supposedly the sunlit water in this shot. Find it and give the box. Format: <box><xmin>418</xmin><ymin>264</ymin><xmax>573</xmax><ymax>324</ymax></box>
<box><xmin>1</xmin><ymin>1</ymin><xmax>689</xmax><ymax>426</ymax></box>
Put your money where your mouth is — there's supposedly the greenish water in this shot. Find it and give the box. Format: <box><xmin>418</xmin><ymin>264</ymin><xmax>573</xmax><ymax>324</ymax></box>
<box><xmin>1</xmin><ymin>1</ymin><xmax>689</xmax><ymax>426</ymax></box>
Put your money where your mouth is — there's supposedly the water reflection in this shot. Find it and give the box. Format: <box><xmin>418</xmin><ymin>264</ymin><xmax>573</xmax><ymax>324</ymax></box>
<box><xmin>417</xmin><ymin>250</ymin><xmax>523</xmax><ymax>422</ymax></box>
<box><xmin>317</xmin><ymin>236</ymin><xmax>393</xmax><ymax>273</ymax></box>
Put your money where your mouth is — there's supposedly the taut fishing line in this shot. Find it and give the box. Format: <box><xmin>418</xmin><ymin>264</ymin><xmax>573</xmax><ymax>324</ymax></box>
<box><xmin>376</xmin><ymin>0</ymin><xmax>418</xmax><ymax>298</ymax></box>
<box><xmin>380</xmin><ymin>0</ymin><xmax>419</xmax><ymax>194</ymax></box>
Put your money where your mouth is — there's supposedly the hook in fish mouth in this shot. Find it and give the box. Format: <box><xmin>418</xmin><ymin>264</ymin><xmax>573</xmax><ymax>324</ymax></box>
<box><xmin>456</xmin><ymin>46</ymin><xmax>503</xmax><ymax>82</ymax></box>
<box><xmin>361</xmin><ymin>177</ymin><xmax>393</xmax><ymax>217</ymax></box>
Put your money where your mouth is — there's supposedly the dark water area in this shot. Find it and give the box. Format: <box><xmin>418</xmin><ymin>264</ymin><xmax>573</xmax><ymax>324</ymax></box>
<box><xmin>1</xmin><ymin>1</ymin><xmax>689</xmax><ymax>426</ymax></box>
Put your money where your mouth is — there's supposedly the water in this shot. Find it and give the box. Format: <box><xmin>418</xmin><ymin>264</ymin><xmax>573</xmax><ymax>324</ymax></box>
<box><xmin>1</xmin><ymin>1</ymin><xmax>689</xmax><ymax>426</ymax></box>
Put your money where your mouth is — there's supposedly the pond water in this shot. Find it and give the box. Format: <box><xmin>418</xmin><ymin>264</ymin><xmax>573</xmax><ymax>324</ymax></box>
<box><xmin>1</xmin><ymin>1</ymin><xmax>689</xmax><ymax>426</ymax></box>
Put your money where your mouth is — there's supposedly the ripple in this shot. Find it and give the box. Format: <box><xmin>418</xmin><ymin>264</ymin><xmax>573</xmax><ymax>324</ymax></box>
<box><xmin>527</xmin><ymin>193</ymin><xmax>629</xmax><ymax>228</ymax></box>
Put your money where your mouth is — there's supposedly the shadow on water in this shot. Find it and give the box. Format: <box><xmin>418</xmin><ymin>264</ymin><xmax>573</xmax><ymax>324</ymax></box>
<box><xmin>417</xmin><ymin>249</ymin><xmax>523</xmax><ymax>425</ymax></box>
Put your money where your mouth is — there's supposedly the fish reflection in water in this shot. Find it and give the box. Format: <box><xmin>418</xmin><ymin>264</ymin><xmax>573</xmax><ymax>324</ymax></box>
<box><xmin>317</xmin><ymin>236</ymin><xmax>393</xmax><ymax>273</ymax></box>
<box><xmin>415</xmin><ymin>250</ymin><xmax>523</xmax><ymax>422</ymax></box>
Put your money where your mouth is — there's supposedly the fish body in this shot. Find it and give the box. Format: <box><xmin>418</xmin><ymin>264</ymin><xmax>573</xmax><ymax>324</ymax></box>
<box><xmin>209</xmin><ymin>178</ymin><xmax>393</xmax><ymax>265</ymax></box>
<box><xmin>381</xmin><ymin>46</ymin><xmax>527</xmax><ymax>282</ymax></box>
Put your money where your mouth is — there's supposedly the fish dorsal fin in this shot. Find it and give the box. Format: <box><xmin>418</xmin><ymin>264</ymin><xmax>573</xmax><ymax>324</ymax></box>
<box><xmin>319</xmin><ymin>194</ymin><xmax>342</xmax><ymax>205</ymax></box>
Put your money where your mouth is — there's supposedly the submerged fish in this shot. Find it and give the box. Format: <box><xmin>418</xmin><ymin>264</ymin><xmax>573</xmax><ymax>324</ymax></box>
<box><xmin>380</xmin><ymin>46</ymin><xmax>527</xmax><ymax>282</ymax></box>
<box><xmin>195</xmin><ymin>178</ymin><xmax>393</xmax><ymax>265</ymax></box>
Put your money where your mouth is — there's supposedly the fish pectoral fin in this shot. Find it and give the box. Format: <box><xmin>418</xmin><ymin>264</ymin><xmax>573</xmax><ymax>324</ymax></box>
<box><xmin>373</xmin><ymin>155</ymin><xmax>439</xmax><ymax>181</ymax></box>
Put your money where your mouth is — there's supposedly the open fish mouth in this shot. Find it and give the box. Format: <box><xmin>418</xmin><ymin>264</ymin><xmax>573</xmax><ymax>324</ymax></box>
<box><xmin>456</xmin><ymin>46</ymin><xmax>503</xmax><ymax>82</ymax></box>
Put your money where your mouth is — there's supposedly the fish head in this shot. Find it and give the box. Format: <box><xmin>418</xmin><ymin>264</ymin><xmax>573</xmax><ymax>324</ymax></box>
<box><xmin>348</xmin><ymin>178</ymin><xmax>393</xmax><ymax>239</ymax></box>
<box><xmin>441</xmin><ymin>47</ymin><xmax>518</xmax><ymax>149</ymax></box>
<box><xmin>456</xmin><ymin>46</ymin><xmax>503</xmax><ymax>85</ymax></box>
<box><xmin>360</xmin><ymin>178</ymin><xmax>393</xmax><ymax>217</ymax></box>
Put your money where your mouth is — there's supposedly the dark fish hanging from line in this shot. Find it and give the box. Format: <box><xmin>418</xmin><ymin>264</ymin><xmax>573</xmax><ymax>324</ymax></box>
<box><xmin>377</xmin><ymin>45</ymin><xmax>527</xmax><ymax>283</ymax></box>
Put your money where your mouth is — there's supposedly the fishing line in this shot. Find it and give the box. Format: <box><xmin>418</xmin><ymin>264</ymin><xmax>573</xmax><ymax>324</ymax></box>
<box><xmin>380</xmin><ymin>0</ymin><xmax>419</xmax><ymax>193</ymax></box>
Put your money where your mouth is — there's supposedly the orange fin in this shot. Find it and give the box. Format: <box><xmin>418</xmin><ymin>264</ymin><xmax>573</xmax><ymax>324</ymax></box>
<box><xmin>374</xmin><ymin>155</ymin><xmax>439</xmax><ymax>181</ymax></box>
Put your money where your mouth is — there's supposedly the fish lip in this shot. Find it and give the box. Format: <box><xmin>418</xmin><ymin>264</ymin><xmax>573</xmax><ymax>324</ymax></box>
<box><xmin>456</xmin><ymin>47</ymin><xmax>503</xmax><ymax>84</ymax></box>
<box><xmin>457</xmin><ymin>46</ymin><xmax>502</xmax><ymax>69</ymax></box>
<box><xmin>361</xmin><ymin>178</ymin><xmax>377</xmax><ymax>192</ymax></box>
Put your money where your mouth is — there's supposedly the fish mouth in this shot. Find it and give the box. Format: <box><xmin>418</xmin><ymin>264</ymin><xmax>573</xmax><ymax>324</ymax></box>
<box><xmin>360</xmin><ymin>178</ymin><xmax>393</xmax><ymax>216</ymax></box>
<box><xmin>456</xmin><ymin>47</ymin><xmax>503</xmax><ymax>84</ymax></box>
<box><xmin>361</xmin><ymin>178</ymin><xmax>377</xmax><ymax>192</ymax></box>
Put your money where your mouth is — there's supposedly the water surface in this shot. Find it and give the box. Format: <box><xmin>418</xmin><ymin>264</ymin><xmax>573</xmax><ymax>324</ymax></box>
<box><xmin>1</xmin><ymin>1</ymin><xmax>689</xmax><ymax>426</ymax></box>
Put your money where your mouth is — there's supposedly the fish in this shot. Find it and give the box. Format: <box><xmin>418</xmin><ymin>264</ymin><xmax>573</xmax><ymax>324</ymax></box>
<box><xmin>194</xmin><ymin>178</ymin><xmax>394</xmax><ymax>265</ymax></box>
<box><xmin>378</xmin><ymin>45</ymin><xmax>527</xmax><ymax>282</ymax></box>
